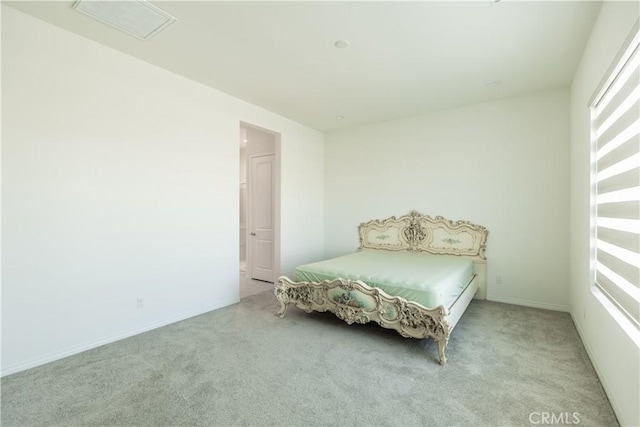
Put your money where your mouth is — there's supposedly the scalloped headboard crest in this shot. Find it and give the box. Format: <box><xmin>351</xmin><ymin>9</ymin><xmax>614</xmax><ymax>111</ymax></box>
<box><xmin>358</xmin><ymin>210</ymin><xmax>488</xmax><ymax>260</ymax></box>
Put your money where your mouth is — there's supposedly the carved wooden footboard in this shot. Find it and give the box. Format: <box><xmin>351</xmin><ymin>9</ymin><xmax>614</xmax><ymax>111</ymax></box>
<box><xmin>274</xmin><ymin>276</ymin><xmax>453</xmax><ymax>364</ymax></box>
<box><xmin>274</xmin><ymin>211</ymin><xmax>488</xmax><ymax>365</ymax></box>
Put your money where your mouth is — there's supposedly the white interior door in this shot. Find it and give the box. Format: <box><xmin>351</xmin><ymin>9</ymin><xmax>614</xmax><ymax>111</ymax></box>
<box><xmin>250</xmin><ymin>154</ymin><xmax>275</xmax><ymax>282</ymax></box>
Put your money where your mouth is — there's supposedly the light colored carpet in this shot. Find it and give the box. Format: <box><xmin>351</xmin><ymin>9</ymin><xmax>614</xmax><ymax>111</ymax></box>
<box><xmin>1</xmin><ymin>288</ymin><xmax>617</xmax><ymax>426</ymax></box>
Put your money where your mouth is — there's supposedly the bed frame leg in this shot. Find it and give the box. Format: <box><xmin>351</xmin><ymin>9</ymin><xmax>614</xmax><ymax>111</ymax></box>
<box><xmin>276</xmin><ymin>299</ymin><xmax>288</xmax><ymax>318</ymax></box>
<box><xmin>436</xmin><ymin>338</ymin><xmax>448</xmax><ymax>366</ymax></box>
<box><xmin>274</xmin><ymin>284</ymin><xmax>289</xmax><ymax>318</ymax></box>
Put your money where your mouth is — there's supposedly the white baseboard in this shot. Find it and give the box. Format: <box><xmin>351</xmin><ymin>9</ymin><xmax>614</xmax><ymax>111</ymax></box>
<box><xmin>487</xmin><ymin>296</ymin><xmax>569</xmax><ymax>312</ymax></box>
<box><xmin>1</xmin><ymin>303</ymin><xmax>227</xmax><ymax>377</ymax></box>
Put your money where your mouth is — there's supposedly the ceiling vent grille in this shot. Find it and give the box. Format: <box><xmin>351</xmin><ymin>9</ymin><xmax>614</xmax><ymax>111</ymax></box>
<box><xmin>72</xmin><ymin>0</ymin><xmax>177</xmax><ymax>41</ymax></box>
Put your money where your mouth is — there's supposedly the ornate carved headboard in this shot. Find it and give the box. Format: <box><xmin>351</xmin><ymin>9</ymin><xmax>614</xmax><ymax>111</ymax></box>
<box><xmin>359</xmin><ymin>210</ymin><xmax>488</xmax><ymax>259</ymax></box>
<box><xmin>358</xmin><ymin>211</ymin><xmax>489</xmax><ymax>298</ymax></box>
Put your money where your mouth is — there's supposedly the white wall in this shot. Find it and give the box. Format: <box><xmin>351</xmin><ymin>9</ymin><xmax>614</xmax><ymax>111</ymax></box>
<box><xmin>325</xmin><ymin>89</ymin><xmax>570</xmax><ymax>311</ymax></box>
<box><xmin>570</xmin><ymin>3</ymin><xmax>639</xmax><ymax>426</ymax></box>
<box><xmin>1</xmin><ymin>6</ymin><xmax>324</xmax><ymax>375</ymax></box>
<box><xmin>239</xmin><ymin>146</ymin><xmax>247</xmax><ymax>264</ymax></box>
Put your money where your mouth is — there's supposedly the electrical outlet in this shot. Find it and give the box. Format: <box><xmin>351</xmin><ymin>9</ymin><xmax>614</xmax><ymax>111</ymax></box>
<box><xmin>496</xmin><ymin>275</ymin><xmax>503</xmax><ymax>284</ymax></box>
<box><xmin>136</xmin><ymin>298</ymin><xmax>144</xmax><ymax>309</ymax></box>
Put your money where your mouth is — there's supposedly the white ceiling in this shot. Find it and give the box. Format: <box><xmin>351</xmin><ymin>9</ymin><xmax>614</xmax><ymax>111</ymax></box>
<box><xmin>6</xmin><ymin>1</ymin><xmax>602</xmax><ymax>132</ymax></box>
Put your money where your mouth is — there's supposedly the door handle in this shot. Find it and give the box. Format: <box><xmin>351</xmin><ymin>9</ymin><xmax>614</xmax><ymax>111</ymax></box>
<box><xmin>251</xmin><ymin>232</ymin><xmax>256</xmax><ymax>236</ymax></box>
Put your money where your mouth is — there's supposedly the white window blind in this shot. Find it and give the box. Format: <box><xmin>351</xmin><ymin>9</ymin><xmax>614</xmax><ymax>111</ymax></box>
<box><xmin>590</xmin><ymin>20</ymin><xmax>640</xmax><ymax>327</ymax></box>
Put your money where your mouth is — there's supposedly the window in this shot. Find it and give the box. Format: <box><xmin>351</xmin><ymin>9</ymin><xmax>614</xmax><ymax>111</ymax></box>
<box><xmin>590</xmin><ymin>20</ymin><xmax>640</xmax><ymax>328</ymax></box>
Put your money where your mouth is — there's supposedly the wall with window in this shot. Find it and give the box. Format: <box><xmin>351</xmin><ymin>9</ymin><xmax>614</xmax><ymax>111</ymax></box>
<box><xmin>570</xmin><ymin>3</ymin><xmax>639</xmax><ymax>426</ymax></box>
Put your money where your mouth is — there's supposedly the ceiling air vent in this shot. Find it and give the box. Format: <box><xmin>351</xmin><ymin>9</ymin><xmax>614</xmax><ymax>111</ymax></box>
<box><xmin>72</xmin><ymin>0</ymin><xmax>177</xmax><ymax>41</ymax></box>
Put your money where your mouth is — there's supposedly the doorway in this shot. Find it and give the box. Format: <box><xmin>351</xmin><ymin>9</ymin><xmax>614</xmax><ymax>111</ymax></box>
<box><xmin>239</xmin><ymin>123</ymin><xmax>280</xmax><ymax>286</ymax></box>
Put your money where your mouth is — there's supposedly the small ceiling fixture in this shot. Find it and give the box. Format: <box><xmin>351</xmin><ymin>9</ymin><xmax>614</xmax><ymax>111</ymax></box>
<box><xmin>334</xmin><ymin>40</ymin><xmax>350</xmax><ymax>49</ymax></box>
<box><xmin>335</xmin><ymin>115</ymin><xmax>345</xmax><ymax>120</ymax></box>
<box><xmin>73</xmin><ymin>0</ymin><xmax>178</xmax><ymax>41</ymax></box>
<box><xmin>486</xmin><ymin>80</ymin><xmax>503</xmax><ymax>88</ymax></box>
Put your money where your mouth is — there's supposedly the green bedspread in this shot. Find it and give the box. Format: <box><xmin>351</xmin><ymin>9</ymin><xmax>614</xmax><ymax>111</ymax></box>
<box><xmin>295</xmin><ymin>250</ymin><xmax>474</xmax><ymax>309</ymax></box>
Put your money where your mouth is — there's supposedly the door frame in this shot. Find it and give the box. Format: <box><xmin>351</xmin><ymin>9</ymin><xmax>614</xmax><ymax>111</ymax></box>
<box><xmin>240</xmin><ymin>122</ymin><xmax>281</xmax><ymax>282</ymax></box>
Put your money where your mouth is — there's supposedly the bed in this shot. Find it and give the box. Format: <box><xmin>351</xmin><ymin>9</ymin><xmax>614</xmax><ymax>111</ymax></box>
<box><xmin>274</xmin><ymin>211</ymin><xmax>488</xmax><ymax>365</ymax></box>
